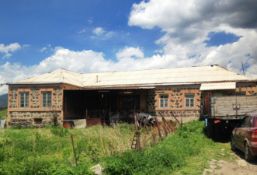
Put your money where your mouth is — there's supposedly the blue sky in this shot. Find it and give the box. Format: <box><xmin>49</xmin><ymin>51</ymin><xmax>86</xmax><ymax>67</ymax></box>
<box><xmin>0</xmin><ymin>0</ymin><xmax>257</xmax><ymax>94</ymax></box>
<box><xmin>0</xmin><ymin>0</ymin><xmax>162</xmax><ymax>65</ymax></box>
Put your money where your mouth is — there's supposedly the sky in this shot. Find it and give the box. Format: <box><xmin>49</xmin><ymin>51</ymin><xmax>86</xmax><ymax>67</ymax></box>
<box><xmin>0</xmin><ymin>0</ymin><xmax>257</xmax><ymax>94</ymax></box>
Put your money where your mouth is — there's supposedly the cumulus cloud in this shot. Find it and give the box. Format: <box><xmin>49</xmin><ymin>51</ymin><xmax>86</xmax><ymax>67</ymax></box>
<box><xmin>0</xmin><ymin>42</ymin><xmax>22</xmax><ymax>58</ymax></box>
<box><xmin>0</xmin><ymin>47</ymin><xmax>175</xmax><ymax>94</ymax></box>
<box><xmin>1</xmin><ymin>0</ymin><xmax>257</xmax><ymax>94</ymax></box>
<box><xmin>128</xmin><ymin>0</ymin><xmax>257</xmax><ymax>75</ymax></box>
<box><xmin>116</xmin><ymin>47</ymin><xmax>144</xmax><ymax>60</ymax></box>
<box><xmin>0</xmin><ymin>62</ymin><xmax>32</xmax><ymax>94</ymax></box>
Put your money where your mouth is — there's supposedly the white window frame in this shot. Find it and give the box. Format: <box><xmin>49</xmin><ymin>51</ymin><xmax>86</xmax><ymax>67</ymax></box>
<box><xmin>42</xmin><ymin>92</ymin><xmax>52</xmax><ymax>107</ymax></box>
<box><xmin>160</xmin><ymin>94</ymin><xmax>168</xmax><ymax>108</ymax></box>
<box><xmin>20</xmin><ymin>92</ymin><xmax>29</xmax><ymax>108</ymax></box>
<box><xmin>185</xmin><ymin>94</ymin><xmax>194</xmax><ymax>108</ymax></box>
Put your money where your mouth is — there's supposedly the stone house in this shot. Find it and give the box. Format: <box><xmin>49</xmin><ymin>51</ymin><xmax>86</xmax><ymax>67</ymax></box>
<box><xmin>7</xmin><ymin>65</ymin><xmax>257</xmax><ymax>127</ymax></box>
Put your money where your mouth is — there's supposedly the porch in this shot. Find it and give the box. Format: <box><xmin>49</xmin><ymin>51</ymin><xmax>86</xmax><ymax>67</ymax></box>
<box><xmin>63</xmin><ymin>89</ymin><xmax>151</xmax><ymax>126</ymax></box>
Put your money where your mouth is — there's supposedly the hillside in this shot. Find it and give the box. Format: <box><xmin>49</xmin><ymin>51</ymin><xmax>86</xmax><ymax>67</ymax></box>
<box><xmin>0</xmin><ymin>94</ymin><xmax>7</xmax><ymax>108</ymax></box>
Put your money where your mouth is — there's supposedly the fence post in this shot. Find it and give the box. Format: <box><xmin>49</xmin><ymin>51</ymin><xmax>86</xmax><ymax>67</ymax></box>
<box><xmin>70</xmin><ymin>134</ymin><xmax>78</xmax><ymax>166</ymax></box>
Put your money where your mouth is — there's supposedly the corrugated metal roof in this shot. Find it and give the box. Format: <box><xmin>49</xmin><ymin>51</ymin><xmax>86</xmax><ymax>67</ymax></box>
<box><xmin>200</xmin><ymin>82</ymin><xmax>236</xmax><ymax>91</ymax></box>
<box><xmin>13</xmin><ymin>65</ymin><xmax>251</xmax><ymax>88</ymax></box>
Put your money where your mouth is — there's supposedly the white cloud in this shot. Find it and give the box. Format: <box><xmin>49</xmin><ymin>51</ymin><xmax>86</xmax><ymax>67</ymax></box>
<box><xmin>92</xmin><ymin>27</ymin><xmax>105</xmax><ymax>36</ymax></box>
<box><xmin>116</xmin><ymin>47</ymin><xmax>144</xmax><ymax>60</ymax></box>
<box><xmin>128</xmin><ymin>0</ymin><xmax>257</xmax><ymax>75</ymax></box>
<box><xmin>40</xmin><ymin>44</ymin><xmax>54</xmax><ymax>53</ymax></box>
<box><xmin>91</xmin><ymin>27</ymin><xmax>114</xmax><ymax>39</ymax></box>
<box><xmin>1</xmin><ymin>0</ymin><xmax>257</xmax><ymax>94</ymax></box>
<box><xmin>36</xmin><ymin>48</ymin><xmax>112</xmax><ymax>73</ymax></box>
<box><xmin>0</xmin><ymin>47</ymin><xmax>176</xmax><ymax>94</ymax></box>
<box><xmin>0</xmin><ymin>62</ymin><xmax>32</xmax><ymax>94</ymax></box>
<box><xmin>0</xmin><ymin>42</ymin><xmax>22</xmax><ymax>58</ymax></box>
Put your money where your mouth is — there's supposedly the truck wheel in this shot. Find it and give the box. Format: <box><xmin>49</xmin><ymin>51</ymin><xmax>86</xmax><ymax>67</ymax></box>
<box><xmin>244</xmin><ymin>143</ymin><xmax>254</xmax><ymax>162</ymax></box>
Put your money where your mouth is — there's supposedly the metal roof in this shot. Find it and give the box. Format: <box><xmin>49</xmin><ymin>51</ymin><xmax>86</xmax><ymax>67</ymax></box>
<box><xmin>200</xmin><ymin>82</ymin><xmax>236</xmax><ymax>91</ymax></box>
<box><xmin>13</xmin><ymin>65</ymin><xmax>251</xmax><ymax>88</ymax></box>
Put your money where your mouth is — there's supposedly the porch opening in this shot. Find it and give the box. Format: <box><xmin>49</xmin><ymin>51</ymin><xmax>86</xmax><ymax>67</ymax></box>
<box><xmin>63</xmin><ymin>89</ymin><xmax>150</xmax><ymax>126</ymax></box>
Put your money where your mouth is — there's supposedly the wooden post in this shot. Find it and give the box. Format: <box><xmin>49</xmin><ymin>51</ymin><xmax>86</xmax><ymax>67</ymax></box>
<box><xmin>70</xmin><ymin>134</ymin><xmax>78</xmax><ymax>166</ymax></box>
<box><xmin>135</xmin><ymin>130</ymin><xmax>141</xmax><ymax>150</ymax></box>
<box><xmin>156</xmin><ymin>122</ymin><xmax>163</xmax><ymax>139</ymax></box>
<box><xmin>151</xmin><ymin>126</ymin><xmax>158</xmax><ymax>144</ymax></box>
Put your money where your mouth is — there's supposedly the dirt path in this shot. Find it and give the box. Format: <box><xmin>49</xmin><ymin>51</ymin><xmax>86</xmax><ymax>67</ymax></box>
<box><xmin>203</xmin><ymin>154</ymin><xmax>257</xmax><ymax>175</ymax></box>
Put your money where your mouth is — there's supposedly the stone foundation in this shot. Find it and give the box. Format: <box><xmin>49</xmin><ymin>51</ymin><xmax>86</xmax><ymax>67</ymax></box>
<box><xmin>155</xmin><ymin>109</ymin><xmax>200</xmax><ymax>123</ymax></box>
<box><xmin>8</xmin><ymin>111</ymin><xmax>62</xmax><ymax>127</ymax></box>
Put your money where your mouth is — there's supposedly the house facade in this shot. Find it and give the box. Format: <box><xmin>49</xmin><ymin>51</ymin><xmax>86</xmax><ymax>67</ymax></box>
<box><xmin>7</xmin><ymin>65</ymin><xmax>257</xmax><ymax>127</ymax></box>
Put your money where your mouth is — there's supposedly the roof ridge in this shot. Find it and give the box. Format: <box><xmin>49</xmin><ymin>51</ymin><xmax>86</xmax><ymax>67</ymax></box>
<box><xmin>71</xmin><ymin>64</ymin><xmax>224</xmax><ymax>75</ymax></box>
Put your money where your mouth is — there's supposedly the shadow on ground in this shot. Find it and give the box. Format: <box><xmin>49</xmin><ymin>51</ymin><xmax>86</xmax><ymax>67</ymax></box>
<box><xmin>232</xmin><ymin>148</ymin><xmax>257</xmax><ymax>165</ymax></box>
<box><xmin>203</xmin><ymin>127</ymin><xmax>231</xmax><ymax>143</ymax></box>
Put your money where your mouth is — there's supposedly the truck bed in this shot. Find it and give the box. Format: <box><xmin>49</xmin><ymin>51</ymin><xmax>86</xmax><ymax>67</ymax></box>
<box><xmin>211</xmin><ymin>95</ymin><xmax>257</xmax><ymax>119</ymax></box>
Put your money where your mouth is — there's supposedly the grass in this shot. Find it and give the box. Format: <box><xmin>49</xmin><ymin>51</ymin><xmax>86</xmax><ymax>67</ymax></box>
<box><xmin>0</xmin><ymin>124</ymin><xmax>134</xmax><ymax>175</ymax></box>
<box><xmin>0</xmin><ymin>108</ymin><xmax>7</xmax><ymax>119</ymax></box>
<box><xmin>0</xmin><ymin>120</ymin><xmax>235</xmax><ymax>175</ymax></box>
<box><xmin>103</xmin><ymin>121</ymin><xmax>234</xmax><ymax>175</ymax></box>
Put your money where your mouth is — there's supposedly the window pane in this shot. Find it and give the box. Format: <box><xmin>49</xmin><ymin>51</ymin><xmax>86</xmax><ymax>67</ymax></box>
<box><xmin>186</xmin><ymin>99</ymin><xmax>189</xmax><ymax>107</ymax></box>
<box><xmin>160</xmin><ymin>94</ymin><xmax>168</xmax><ymax>108</ymax></box>
<box><xmin>190</xmin><ymin>98</ymin><xmax>194</xmax><ymax>107</ymax></box>
<box><xmin>20</xmin><ymin>92</ymin><xmax>29</xmax><ymax>108</ymax></box>
<box><xmin>185</xmin><ymin>94</ymin><xmax>194</xmax><ymax>107</ymax></box>
<box><xmin>43</xmin><ymin>92</ymin><xmax>52</xmax><ymax>107</ymax></box>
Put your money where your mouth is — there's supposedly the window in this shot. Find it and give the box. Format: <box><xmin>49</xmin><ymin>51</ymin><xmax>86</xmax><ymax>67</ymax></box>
<box><xmin>185</xmin><ymin>94</ymin><xmax>194</xmax><ymax>108</ymax></box>
<box><xmin>20</xmin><ymin>92</ymin><xmax>29</xmax><ymax>108</ymax></box>
<box><xmin>42</xmin><ymin>92</ymin><xmax>52</xmax><ymax>107</ymax></box>
<box><xmin>160</xmin><ymin>94</ymin><xmax>168</xmax><ymax>108</ymax></box>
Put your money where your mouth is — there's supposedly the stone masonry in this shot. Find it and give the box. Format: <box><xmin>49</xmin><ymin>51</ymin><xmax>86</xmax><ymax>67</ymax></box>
<box><xmin>8</xmin><ymin>86</ymin><xmax>63</xmax><ymax>127</ymax></box>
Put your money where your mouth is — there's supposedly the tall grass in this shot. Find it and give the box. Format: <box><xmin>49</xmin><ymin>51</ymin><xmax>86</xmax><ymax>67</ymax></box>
<box><xmin>0</xmin><ymin>121</ymin><xmax>232</xmax><ymax>175</ymax></box>
<box><xmin>103</xmin><ymin>121</ymin><xmax>232</xmax><ymax>175</ymax></box>
<box><xmin>0</xmin><ymin>124</ymin><xmax>134</xmax><ymax>175</ymax></box>
<box><xmin>0</xmin><ymin>108</ymin><xmax>7</xmax><ymax>119</ymax></box>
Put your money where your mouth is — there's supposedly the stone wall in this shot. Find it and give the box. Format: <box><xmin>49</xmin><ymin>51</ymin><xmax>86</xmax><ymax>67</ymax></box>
<box><xmin>8</xmin><ymin>112</ymin><xmax>61</xmax><ymax>127</ymax></box>
<box><xmin>8</xmin><ymin>85</ymin><xmax>63</xmax><ymax>127</ymax></box>
<box><xmin>146</xmin><ymin>89</ymin><xmax>156</xmax><ymax>114</ymax></box>
<box><xmin>236</xmin><ymin>82</ymin><xmax>257</xmax><ymax>95</ymax></box>
<box><xmin>153</xmin><ymin>86</ymin><xmax>201</xmax><ymax>120</ymax></box>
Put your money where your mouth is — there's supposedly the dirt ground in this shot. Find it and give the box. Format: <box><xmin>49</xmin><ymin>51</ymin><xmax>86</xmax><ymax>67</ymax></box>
<box><xmin>203</xmin><ymin>153</ymin><xmax>257</xmax><ymax>175</ymax></box>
